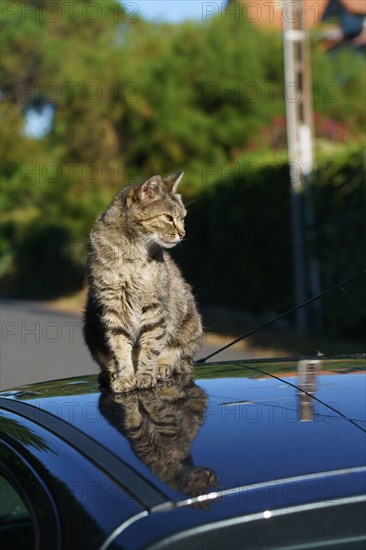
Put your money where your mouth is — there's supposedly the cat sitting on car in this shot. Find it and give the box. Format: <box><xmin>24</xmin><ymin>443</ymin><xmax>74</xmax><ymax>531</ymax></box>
<box><xmin>83</xmin><ymin>171</ymin><xmax>202</xmax><ymax>393</ymax></box>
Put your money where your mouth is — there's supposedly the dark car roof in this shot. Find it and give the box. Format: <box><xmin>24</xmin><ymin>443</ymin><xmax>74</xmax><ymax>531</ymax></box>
<box><xmin>1</xmin><ymin>356</ymin><xmax>365</xmax><ymax>511</ymax></box>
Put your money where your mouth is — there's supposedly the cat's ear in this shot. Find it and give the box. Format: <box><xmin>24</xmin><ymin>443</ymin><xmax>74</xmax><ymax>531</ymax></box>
<box><xmin>163</xmin><ymin>171</ymin><xmax>184</xmax><ymax>193</ymax></box>
<box><xmin>137</xmin><ymin>175</ymin><xmax>162</xmax><ymax>202</ymax></box>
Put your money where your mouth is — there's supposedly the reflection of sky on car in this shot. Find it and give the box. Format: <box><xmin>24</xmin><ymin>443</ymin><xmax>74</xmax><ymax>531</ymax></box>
<box><xmin>198</xmin><ymin>373</ymin><xmax>366</xmax><ymax>425</ymax></box>
<box><xmin>193</xmin><ymin>373</ymin><xmax>366</xmax><ymax>488</ymax></box>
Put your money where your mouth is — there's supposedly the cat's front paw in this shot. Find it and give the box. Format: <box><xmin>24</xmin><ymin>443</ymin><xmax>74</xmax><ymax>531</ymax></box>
<box><xmin>111</xmin><ymin>374</ymin><xmax>136</xmax><ymax>393</ymax></box>
<box><xmin>157</xmin><ymin>364</ymin><xmax>174</xmax><ymax>380</ymax></box>
<box><xmin>136</xmin><ymin>371</ymin><xmax>157</xmax><ymax>390</ymax></box>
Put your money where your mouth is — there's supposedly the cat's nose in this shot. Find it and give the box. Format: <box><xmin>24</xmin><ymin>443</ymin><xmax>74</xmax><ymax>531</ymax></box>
<box><xmin>178</xmin><ymin>228</ymin><xmax>185</xmax><ymax>239</ymax></box>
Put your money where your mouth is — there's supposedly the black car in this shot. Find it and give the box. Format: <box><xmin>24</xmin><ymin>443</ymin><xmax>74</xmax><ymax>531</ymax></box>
<box><xmin>1</xmin><ymin>356</ymin><xmax>365</xmax><ymax>549</ymax></box>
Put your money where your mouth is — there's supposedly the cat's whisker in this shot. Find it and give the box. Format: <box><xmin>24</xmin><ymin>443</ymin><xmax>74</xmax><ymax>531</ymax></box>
<box><xmin>178</xmin><ymin>239</ymin><xmax>188</xmax><ymax>247</ymax></box>
<box><xmin>184</xmin><ymin>199</ymin><xmax>200</xmax><ymax>208</ymax></box>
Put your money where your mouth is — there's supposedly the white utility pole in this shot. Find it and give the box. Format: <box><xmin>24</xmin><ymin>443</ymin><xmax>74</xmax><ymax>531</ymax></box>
<box><xmin>281</xmin><ymin>0</ymin><xmax>322</xmax><ymax>333</ymax></box>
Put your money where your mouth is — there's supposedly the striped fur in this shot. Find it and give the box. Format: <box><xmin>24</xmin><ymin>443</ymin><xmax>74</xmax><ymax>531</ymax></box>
<box><xmin>99</xmin><ymin>374</ymin><xmax>218</xmax><ymax>496</ymax></box>
<box><xmin>83</xmin><ymin>172</ymin><xmax>202</xmax><ymax>393</ymax></box>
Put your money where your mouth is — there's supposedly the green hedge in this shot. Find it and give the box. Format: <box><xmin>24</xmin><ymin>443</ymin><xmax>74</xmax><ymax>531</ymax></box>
<box><xmin>175</xmin><ymin>162</ymin><xmax>293</xmax><ymax>312</ymax></box>
<box><xmin>173</xmin><ymin>148</ymin><xmax>366</xmax><ymax>338</ymax></box>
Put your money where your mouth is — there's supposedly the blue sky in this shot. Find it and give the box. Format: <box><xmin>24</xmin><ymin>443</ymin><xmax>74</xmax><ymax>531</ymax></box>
<box><xmin>122</xmin><ymin>1</ymin><xmax>218</xmax><ymax>23</ymax></box>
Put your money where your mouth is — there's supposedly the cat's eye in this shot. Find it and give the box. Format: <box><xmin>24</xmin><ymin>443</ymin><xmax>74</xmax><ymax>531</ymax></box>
<box><xmin>164</xmin><ymin>214</ymin><xmax>174</xmax><ymax>222</ymax></box>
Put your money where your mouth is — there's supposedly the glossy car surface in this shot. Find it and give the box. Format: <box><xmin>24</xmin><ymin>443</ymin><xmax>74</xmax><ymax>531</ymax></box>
<box><xmin>1</xmin><ymin>356</ymin><xmax>365</xmax><ymax>549</ymax></box>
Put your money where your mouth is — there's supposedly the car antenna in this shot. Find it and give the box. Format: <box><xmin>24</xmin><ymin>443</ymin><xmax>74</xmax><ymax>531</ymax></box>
<box><xmin>196</xmin><ymin>269</ymin><xmax>366</xmax><ymax>364</ymax></box>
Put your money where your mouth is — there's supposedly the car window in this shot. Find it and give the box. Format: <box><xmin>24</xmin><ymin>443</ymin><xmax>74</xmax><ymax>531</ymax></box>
<box><xmin>0</xmin><ymin>474</ymin><xmax>34</xmax><ymax>549</ymax></box>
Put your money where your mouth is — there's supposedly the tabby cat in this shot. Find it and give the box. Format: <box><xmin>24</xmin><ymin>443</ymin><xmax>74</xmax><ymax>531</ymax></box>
<box><xmin>99</xmin><ymin>373</ymin><xmax>218</xmax><ymax>497</ymax></box>
<box><xmin>83</xmin><ymin>172</ymin><xmax>202</xmax><ymax>393</ymax></box>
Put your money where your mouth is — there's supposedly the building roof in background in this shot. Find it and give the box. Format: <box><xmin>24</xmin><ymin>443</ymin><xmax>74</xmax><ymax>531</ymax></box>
<box><xmin>236</xmin><ymin>1</ymin><xmax>366</xmax><ymax>28</ymax></box>
<box><xmin>340</xmin><ymin>0</ymin><xmax>366</xmax><ymax>14</ymax></box>
<box><xmin>235</xmin><ymin>1</ymin><xmax>365</xmax><ymax>50</ymax></box>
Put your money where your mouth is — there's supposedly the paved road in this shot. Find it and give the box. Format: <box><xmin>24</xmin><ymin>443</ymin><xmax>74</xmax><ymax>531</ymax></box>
<box><xmin>1</xmin><ymin>300</ymin><xmax>258</xmax><ymax>390</ymax></box>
